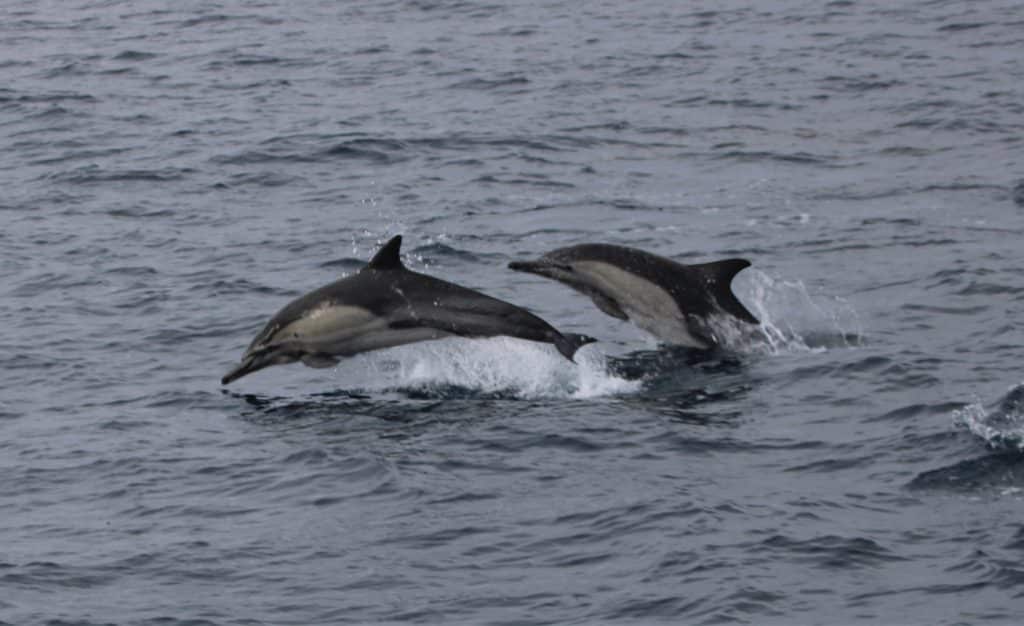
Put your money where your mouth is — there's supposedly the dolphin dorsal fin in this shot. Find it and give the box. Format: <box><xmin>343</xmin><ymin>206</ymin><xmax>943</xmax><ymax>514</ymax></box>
<box><xmin>367</xmin><ymin>235</ymin><xmax>404</xmax><ymax>270</ymax></box>
<box><xmin>695</xmin><ymin>259</ymin><xmax>759</xmax><ymax>324</ymax></box>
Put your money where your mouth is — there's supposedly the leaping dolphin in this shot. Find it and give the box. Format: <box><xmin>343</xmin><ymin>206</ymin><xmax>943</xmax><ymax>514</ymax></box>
<box><xmin>509</xmin><ymin>243</ymin><xmax>758</xmax><ymax>350</ymax></box>
<box><xmin>222</xmin><ymin>235</ymin><xmax>596</xmax><ymax>384</ymax></box>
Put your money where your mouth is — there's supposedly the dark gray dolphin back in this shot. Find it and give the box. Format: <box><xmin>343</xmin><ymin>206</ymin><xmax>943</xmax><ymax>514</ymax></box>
<box><xmin>330</xmin><ymin>235</ymin><xmax>596</xmax><ymax>360</ymax></box>
<box><xmin>243</xmin><ymin>235</ymin><xmax>410</xmax><ymax>353</ymax></box>
<box><xmin>234</xmin><ymin>235</ymin><xmax>405</xmax><ymax>356</ymax></box>
<box><xmin>372</xmin><ymin>236</ymin><xmax>596</xmax><ymax>359</ymax></box>
<box><xmin>386</xmin><ymin>258</ymin><xmax>597</xmax><ymax>360</ymax></box>
<box><xmin>548</xmin><ymin>244</ymin><xmax>758</xmax><ymax>324</ymax></box>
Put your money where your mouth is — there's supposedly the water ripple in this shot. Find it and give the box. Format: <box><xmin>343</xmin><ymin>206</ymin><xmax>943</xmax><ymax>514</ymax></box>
<box><xmin>4</xmin><ymin>0</ymin><xmax>1024</xmax><ymax>624</ymax></box>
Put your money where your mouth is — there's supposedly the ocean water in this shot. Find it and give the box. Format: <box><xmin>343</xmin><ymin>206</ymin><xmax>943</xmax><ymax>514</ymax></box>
<box><xmin>3</xmin><ymin>0</ymin><xmax>1024</xmax><ymax>624</ymax></box>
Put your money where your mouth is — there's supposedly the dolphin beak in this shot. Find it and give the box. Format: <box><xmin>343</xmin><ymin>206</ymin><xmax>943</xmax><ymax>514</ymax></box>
<box><xmin>221</xmin><ymin>354</ymin><xmax>265</xmax><ymax>385</ymax></box>
<box><xmin>509</xmin><ymin>259</ymin><xmax>551</xmax><ymax>276</ymax></box>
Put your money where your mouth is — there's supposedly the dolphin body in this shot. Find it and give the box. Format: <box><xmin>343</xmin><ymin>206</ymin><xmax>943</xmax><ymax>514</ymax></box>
<box><xmin>222</xmin><ymin>236</ymin><xmax>596</xmax><ymax>384</ymax></box>
<box><xmin>509</xmin><ymin>243</ymin><xmax>758</xmax><ymax>350</ymax></box>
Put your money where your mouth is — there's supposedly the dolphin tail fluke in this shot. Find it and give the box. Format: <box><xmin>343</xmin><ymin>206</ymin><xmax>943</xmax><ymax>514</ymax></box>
<box><xmin>553</xmin><ymin>332</ymin><xmax>598</xmax><ymax>362</ymax></box>
<box><xmin>697</xmin><ymin>259</ymin><xmax>759</xmax><ymax>324</ymax></box>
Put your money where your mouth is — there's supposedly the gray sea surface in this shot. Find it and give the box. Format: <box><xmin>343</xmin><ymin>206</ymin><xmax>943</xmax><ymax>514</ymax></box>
<box><xmin>3</xmin><ymin>0</ymin><xmax>1024</xmax><ymax>624</ymax></box>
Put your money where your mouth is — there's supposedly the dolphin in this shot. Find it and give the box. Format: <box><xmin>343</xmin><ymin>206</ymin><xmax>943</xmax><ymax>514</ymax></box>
<box><xmin>508</xmin><ymin>243</ymin><xmax>758</xmax><ymax>350</ymax></box>
<box><xmin>222</xmin><ymin>235</ymin><xmax>596</xmax><ymax>384</ymax></box>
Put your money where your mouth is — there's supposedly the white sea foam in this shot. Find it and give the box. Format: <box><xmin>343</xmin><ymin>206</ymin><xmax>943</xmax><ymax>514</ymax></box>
<box><xmin>953</xmin><ymin>384</ymin><xmax>1024</xmax><ymax>451</ymax></box>
<box><xmin>338</xmin><ymin>337</ymin><xmax>640</xmax><ymax>399</ymax></box>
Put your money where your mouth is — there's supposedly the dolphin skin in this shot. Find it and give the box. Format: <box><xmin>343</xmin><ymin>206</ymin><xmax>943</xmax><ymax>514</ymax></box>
<box><xmin>509</xmin><ymin>243</ymin><xmax>758</xmax><ymax>349</ymax></box>
<box><xmin>222</xmin><ymin>236</ymin><xmax>596</xmax><ymax>384</ymax></box>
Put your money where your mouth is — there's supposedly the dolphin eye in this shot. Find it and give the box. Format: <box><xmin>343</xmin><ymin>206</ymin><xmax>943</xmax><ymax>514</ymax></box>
<box><xmin>556</xmin><ymin>263</ymin><xmax>574</xmax><ymax>272</ymax></box>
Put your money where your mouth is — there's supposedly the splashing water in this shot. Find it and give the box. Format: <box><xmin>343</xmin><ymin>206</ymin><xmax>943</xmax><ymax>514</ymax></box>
<box><xmin>338</xmin><ymin>337</ymin><xmax>640</xmax><ymax>399</ymax></box>
<box><xmin>954</xmin><ymin>384</ymin><xmax>1024</xmax><ymax>451</ymax></box>
<box><xmin>718</xmin><ymin>269</ymin><xmax>864</xmax><ymax>355</ymax></box>
<box><xmin>311</xmin><ymin>269</ymin><xmax>862</xmax><ymax>398</ymax></box>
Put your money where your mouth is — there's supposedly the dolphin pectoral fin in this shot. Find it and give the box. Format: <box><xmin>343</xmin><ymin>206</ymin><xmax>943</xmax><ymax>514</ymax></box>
<box><xmin>589</xmin><ymin>292</ymin><xmax>628</xmax><ymax>320</ymax></box>
<box><xmin>300</xmin><ymin>353</ymin><xmax>340</xmax><ymax>369</ymax></box>
<box><xmin>694</xmin><ymin>259</ymin><xmax>760</xmax><ymax>325</ymax></box>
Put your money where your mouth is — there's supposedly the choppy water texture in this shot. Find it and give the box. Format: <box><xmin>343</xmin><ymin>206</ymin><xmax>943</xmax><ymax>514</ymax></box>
<box><xmin>3</xmin><ymin>1</ymin><xmax>1024</xmax><ymax>624</ymax></box>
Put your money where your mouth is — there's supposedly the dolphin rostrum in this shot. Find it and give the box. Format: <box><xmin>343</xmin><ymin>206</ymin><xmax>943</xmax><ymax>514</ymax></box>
<box><xmin>508</xmin><ymin>243</ymin><xmax>758</xmax><ymax>350</ymax></box>
<box><xmin>222</xmin><ymin>235</ymin><xmax>596</xmax><ymax>384</ymax></box>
